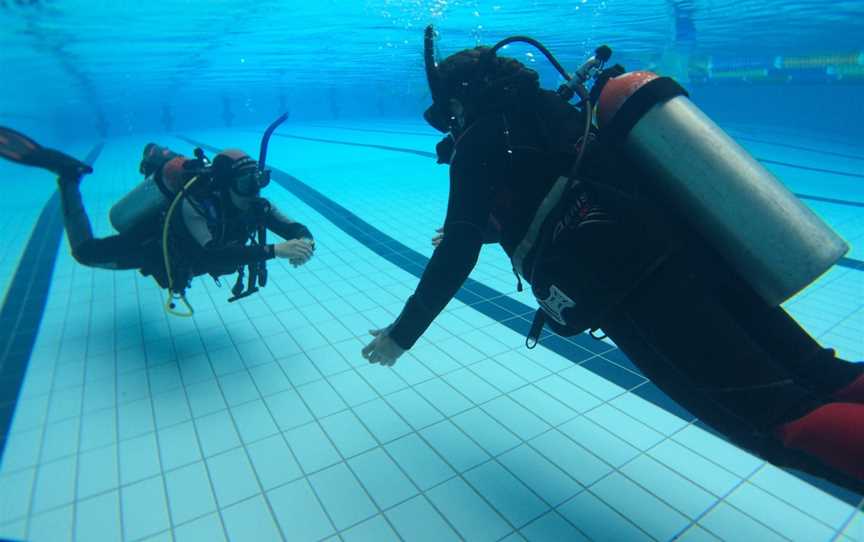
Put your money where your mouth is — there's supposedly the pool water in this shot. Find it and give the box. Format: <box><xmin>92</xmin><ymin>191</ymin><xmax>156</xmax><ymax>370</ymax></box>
<box><xmin>0</xmin><ymin>118</ymin><xmax>859</xmax><ymax>541</ymax></box>
<box><xmin>0</xmin><ymin>1</ymin><xmax>863</xmax><ymax>541</ymax></box>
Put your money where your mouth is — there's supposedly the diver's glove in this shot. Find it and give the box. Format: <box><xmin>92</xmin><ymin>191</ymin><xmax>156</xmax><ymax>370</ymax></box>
<box><xmin>361</xmin><ymin>327</ymin><xmax>406</xmax><ymax>367</ymax></box>
<box><xmin>275</xmin><ymin>239</ymin><xmax>314</xmax><ymax>267</ymax></box>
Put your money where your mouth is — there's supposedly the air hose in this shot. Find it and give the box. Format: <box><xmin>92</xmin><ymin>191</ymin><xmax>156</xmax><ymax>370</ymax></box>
<box><xmin>485</xmin><ymin>34</ymin><xmax>605</xmax><ymax>177</ymax></box>
<box><xmin>572</xmin><ymin>85</ymin><xmax>593</xmax><ymax>178</ymax></box>
<box><xmin>161</xmin><ymin>175</ymin><xmax>203</xmax><ymax>317</ymax></box>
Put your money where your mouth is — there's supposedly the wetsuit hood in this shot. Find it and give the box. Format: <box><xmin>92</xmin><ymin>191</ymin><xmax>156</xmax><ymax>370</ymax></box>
<box><xmin>212</xmin><ymin>149</ymin><xmax>269</xmax><ymax>197</ymax></box>
<box><xmin>423</xmin><ymin>26</ymin><xmax>540</xmax><ymax>135</ymax></box>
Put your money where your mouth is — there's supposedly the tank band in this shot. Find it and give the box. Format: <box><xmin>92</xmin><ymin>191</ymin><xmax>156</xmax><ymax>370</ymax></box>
<box><xmin>601</xmin><ymin>77</ymin><xmax>688</xmax><ymax>148</ymax></box>
<box><xmin>152</xmin><ymin>168</ymin><xmax>174</xmax><ymax>198</ymax></box>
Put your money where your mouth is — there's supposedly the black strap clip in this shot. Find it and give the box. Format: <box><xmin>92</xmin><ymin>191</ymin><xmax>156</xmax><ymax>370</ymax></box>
<box><xmin>227</xmin><ymin>222</ymin><xmax>269</xmax><ymax>303</ymax></box>
<box><xmin>526</xmin><ymin>309</ymin><xmax>546</xmax><ymax>349</ymax></box>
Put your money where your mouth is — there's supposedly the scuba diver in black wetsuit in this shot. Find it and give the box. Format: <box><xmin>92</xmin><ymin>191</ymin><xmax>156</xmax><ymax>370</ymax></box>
<box><xmin>0</xmin><ymin>120</ymin><xmax>315</xmax><ymax>316</ymax></box>
<box><xmin>362</xmin><ymin>26</ymin><xmax>864</xmax><ymax>492</ymax></box>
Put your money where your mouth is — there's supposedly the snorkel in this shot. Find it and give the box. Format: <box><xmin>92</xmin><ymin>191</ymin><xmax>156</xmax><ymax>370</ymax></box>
<box><xmin>227</xmin><ymin>110</ymin><xmax>290</xmax><ymax>302</ymax></box>
<box><xmin>423</xmin><ymin>26</ymin><xmax>451</xmax><ymax>134</ymax></box>
<box><xmin>258</xmin><ymin>110</ymin><xmax>288</xmax><ymax>177</ymax></box>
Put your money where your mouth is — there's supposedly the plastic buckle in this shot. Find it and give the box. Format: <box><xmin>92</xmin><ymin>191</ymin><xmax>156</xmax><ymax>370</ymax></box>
<box><xmin>525</xmin><ymin>309</ymin><xmax>546</xmax><ymax>350</ymax></box>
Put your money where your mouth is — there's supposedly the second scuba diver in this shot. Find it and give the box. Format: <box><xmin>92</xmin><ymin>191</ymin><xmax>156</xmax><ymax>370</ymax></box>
<box><xmin>0</xmin><ymin>120</ymin><xmax>315</xmax><ymax>315</ymax></box>
<box><xmin>362</xmin><ymin>27</ymin><xmax>864</xmax><ymax>492</ymax></box>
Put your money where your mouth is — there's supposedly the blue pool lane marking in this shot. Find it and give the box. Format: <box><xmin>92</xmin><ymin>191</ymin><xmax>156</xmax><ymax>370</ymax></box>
<box><xmin>729</xmin><ymin>133</ymin><xmax>864</xmax><ymax>162</ymax></box>
<box><xmin>269</xmin><ymin>132</ymin><xmax>437</xmax><ymax>159</ymax></box>
<box><xmin>0</xmin><ymin>143</ymin><xmax>103</xmax><ymax>464</ymax></box>
<box><xmin>275</xmin><ymin>130</ymin><xmax>864</xmax><ymax>211</ymax></box>
<box><xmin>758</xmin><ymin>158</ymin><xmax>864</xmax><ymax>180</ymax></box>
<box><xmin>265</xmin><ymin>126</ymin><xmax>864</xmax><ymax>180</ymax></box>
<box><xmin>271</xmin><ymin>131</ymin><xmax>864</xmax><ymax>271</ymax></box>
<box><xmin>304</xmin><ymin>123</ymin><xmax>440</xmax><ymax>138</ymax></box>
<box><xmin>184</xmin><ymin>136</ymin><xmax>862</xmax><ymax>505</ymax></box>
<box><xmin>838</xmin><ymin>257</ymin><xmax>864</xmax><ymax>272</ymax></box>
<box><xmin>796</xmin><ymin>194</ymin><xmax>864</xmax><ymax>208</ymax></box>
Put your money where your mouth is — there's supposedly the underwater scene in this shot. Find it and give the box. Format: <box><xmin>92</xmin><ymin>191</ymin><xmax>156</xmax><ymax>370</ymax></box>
<box><xmin>0</xmin><ymin>1</ymin><xmax>862</xmax><ymax>541</ymax></box>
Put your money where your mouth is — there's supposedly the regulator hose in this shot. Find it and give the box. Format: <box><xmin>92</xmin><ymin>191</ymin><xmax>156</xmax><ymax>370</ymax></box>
<box><xmin>161</xmin><ymin>174</ymin><xmax>204</xmax><ymax>317</ymax></box>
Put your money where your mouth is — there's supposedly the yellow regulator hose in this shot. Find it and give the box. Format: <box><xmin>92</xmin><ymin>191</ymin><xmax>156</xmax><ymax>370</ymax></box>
<box><xmin>161</xmin><ymin>175</ymin><xmax>202</xmax><ymax>317</ymax></box>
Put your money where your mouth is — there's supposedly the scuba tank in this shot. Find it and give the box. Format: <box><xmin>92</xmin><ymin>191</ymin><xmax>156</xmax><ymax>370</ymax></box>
<box><xmin>423</xmin><ymin>26</ymin><xmax>848</xmax><ymax>336</ymax></box>
<box><xmin>596</xmin><ymin>72</ymin><xmax>849</xmax><ymax>306</ymax></box>
<box><xmin>109</xmin><ymin>144</ymin><xmax>189</xmax><ymax>234</ymax></box>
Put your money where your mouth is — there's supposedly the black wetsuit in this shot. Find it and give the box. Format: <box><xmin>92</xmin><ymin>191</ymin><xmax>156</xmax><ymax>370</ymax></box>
<box><xmin>57</xmin><ymin>173</ymin><xmax>311</xmax><ymax>285</ymax></box>
<box><xmin>389</xmin><ymin>90</ymin><xmax>863</xmax><ymax>476</ymax></box>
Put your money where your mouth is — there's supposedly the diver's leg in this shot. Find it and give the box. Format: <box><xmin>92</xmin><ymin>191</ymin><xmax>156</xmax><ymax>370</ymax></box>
<box><xmin>57</xmin><ymin>174</ymin><xmax>95</xmax><ymax>256</ymax></box>
<box><xmin>738</xmin><ymin>304</ymin><xmax>864</xmax><ymax>401</ymax></box>
<box><xmin>602</xmin><ymin>264</ymin><xmax>820</xmax><ymax>433</ymax></box>
<box><xmin>697</xmin><ymin>243</ymin><xmax>864</xmax><ymax>400</ymax></box>
<box><xmin>57</xmin><ymin>175</ymin><xmax>142</xmax><ymax>270</ymax></box>
<box><xmin>601</xmin><ymin>265</ymin><xmax>864</xmax><ymax>482</ymax></box>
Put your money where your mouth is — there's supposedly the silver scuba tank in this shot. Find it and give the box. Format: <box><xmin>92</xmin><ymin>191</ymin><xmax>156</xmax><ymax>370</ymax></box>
<box><xmin>109</xmin><ymin>174</ymin><xmax>171</xmax><ymax>233</ymax></box>
<box><xmin>596</xmin><ymin>71</ymin><xmax>849</xmax><ymax>306</ymax></box>
<box><xmin>109</xmin><ymin>145</ymin><xmax>186</xmax><ymax>234</ymax></box>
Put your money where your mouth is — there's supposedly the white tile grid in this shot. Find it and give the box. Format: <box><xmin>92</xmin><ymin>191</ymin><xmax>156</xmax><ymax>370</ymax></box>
<box><xmin>0</xmin><ymin>128</ymin><xmax>859</xmax><ymax>542</ymax></box>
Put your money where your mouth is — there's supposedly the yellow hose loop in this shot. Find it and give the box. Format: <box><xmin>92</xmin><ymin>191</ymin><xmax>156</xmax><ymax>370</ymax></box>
<box><xmin>165</xmin><ymin>292</ymin><xmax>194</xmax><ymax>318</ymax></box>
<box><xmin>161</xmin><ymin>175</ymin><xmax>202</xmax><ymax>317</ymax></box>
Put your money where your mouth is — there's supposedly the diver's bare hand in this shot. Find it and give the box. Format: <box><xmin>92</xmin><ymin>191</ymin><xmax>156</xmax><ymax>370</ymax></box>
<box><xmin>361</xmin><ymin>328</ymin><xmax>405</xmax><ymax>367</ymax></box>
<box><xmin>276</xmin><ymin>239</ymin><xmax>313</xmax><ymax>265</ymax></box>
<box><xmin>431</xmin><ymin>227</ymin><xmax>444</xmax><ymax>247</ymax></box>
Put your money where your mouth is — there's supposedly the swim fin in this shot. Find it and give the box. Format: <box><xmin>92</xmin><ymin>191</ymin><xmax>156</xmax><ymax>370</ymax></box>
<box><xmin>0</xmin><ymin>126</ymin><xmax>93</xmax><ymax>178</ymax></box>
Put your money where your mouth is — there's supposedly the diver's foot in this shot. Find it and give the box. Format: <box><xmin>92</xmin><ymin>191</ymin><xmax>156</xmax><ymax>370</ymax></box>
<box><xmin>40</xmin><ymin>147</ymin><xmax>92</xmax><ymax>179</ymax></box>
<box><xmin>777</xmin><ymin>403</ymin><xmax>864</xmax><ymax>481</ymax></box>
<box><xmin>0</xmin><ymin>126</ymin><xmax>92</xmax><ymax>179</ymax></box>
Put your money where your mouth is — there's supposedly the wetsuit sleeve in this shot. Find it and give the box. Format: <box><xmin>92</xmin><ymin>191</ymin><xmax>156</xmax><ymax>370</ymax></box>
<box><xmin>388</xmin><ymin>120</ymin><xmax>503</xmax><ymax>350</ymax></box>
<box><xmin>181</xmin><ymin>199</ymin><xmax>276</xmax><ymax>268</ymax></box>
<box><xmin>265</xmin><ymin>202</ymin><xmax>313</xmax><ymax>240</ymax></box>
<box><xmin>198</xmin><ymin>243</ymin><xmax>275</xmax><ymax>267</ymax></box>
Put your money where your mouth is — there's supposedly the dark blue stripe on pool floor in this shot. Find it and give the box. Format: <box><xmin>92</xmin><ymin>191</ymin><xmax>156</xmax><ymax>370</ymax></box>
<box><xmin>795</xmin><ymin>193</ymin><xmax>864</xmax><ymax>208</ymax></box>
<box><xmin>730</xmin><ymin>133</ymin><xmax>864</xmax><ymax>162</ymax></box>
<box><xmin>184</xmin><ymin>135</ymin><xmax>862</xmax><ymax>505</ymax></box>
<box><xmin>272</xmin><ymin>132</ymin><xmax>436</xmax><ymax>159</ymax></box>
<box><xmin>265</xmin><ymin>124</ymin><xmax>864</xmax><ymax>179</ymax></box>
<box><xmin>263</xmin><ymin>128</ymin><xmax>864</xmax><ymax>206</ymax></box>
<box><xmin>260</xmin><ymin>131</ymin><xmax>864</xmax><ymax>272</ymax></box>
<box><xmin>304</xmin><ymin>123</ymin><xmax>440</xmax><ymax>138</ymax></box>
<box><xmin>759</xmin><ymin>158</ymin><xmax>864</xmax><ymax>180</ymax></box>
<box><xmin>838</xmin><ymin>257</ymin><xmax>864</xmax><ymax>272</ymax></box>
<box><xmin>0</xmin><ymin>143</ymin><xmax>103</xmax><ymax>463</ymax></box>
